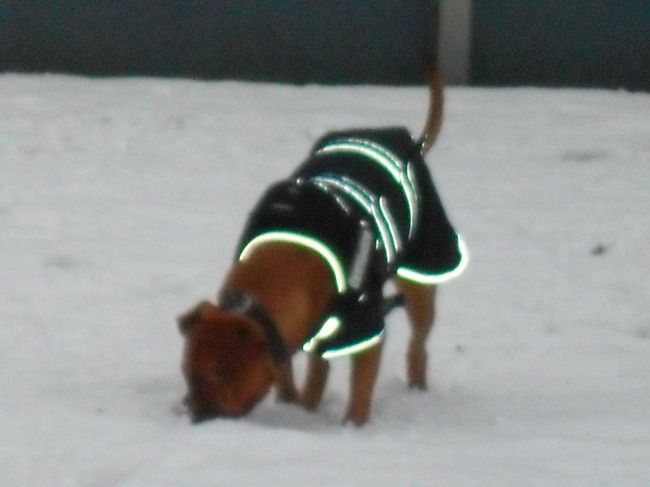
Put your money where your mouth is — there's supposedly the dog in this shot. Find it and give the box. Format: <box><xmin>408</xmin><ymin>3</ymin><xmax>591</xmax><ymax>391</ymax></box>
<box><xmin>178</xmin><ymin>69</ymin><xmax>467</xmax><ymax>426</ymax></box>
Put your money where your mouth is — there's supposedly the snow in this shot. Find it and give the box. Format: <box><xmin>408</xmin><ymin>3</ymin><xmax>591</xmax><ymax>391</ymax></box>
<box><xmin>1</xmin><ymin>74</ymin><xmax>649</xmax><ymax>486</ymax></box>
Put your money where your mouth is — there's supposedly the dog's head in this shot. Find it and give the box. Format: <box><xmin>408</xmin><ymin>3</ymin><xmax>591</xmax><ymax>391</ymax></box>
<box><xmin>178</xmin><ymin>301</ymin><xmax>275</xmax><ymax>422</ymax></box>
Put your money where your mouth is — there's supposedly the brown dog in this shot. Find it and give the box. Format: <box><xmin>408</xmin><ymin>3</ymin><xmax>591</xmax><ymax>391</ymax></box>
<box><xmin>178</xmin><ymin>70</ymin><xmax>466</xmax><ymax>426</ymax></box>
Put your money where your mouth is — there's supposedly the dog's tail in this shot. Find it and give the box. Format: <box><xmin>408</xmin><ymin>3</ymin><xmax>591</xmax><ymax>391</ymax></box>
<box><xmin>416</xmin><ymin>67</ymin><xmax>444</xmax><ymax>156</ymax></box>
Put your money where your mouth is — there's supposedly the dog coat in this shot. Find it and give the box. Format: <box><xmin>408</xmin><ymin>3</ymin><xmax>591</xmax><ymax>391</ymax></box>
<box><xmin>236</xmin><ymin>128</ymin><xmax>467</xmax><ymax>359</ymax></box>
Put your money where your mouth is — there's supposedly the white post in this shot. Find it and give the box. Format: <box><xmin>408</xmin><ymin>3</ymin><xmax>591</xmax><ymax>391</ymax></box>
<box><xmin>438</xmin><ymin>0</ymin><xmax>473</xmax><ymax>84</ymax></box>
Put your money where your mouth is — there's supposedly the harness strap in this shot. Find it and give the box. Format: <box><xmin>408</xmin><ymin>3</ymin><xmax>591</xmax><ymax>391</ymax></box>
<box><xmin>219</xmin><ymin>289</ymin><xmax>290</xmax><ymax>364</ymax></box>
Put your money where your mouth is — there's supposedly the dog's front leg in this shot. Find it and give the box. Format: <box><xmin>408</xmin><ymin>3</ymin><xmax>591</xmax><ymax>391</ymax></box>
<box><xmin>345</xmin><ymin>342</ymin><xmax>383</xmax><ymax>426</ymax></box>
<box><xmin>301</xmin><ymin>353</ymin><xmax>330</xmax><ymax>411</ymax></box>
<box><xmin>273</xmin><ymin>361</ymin><xmax>300</xmax><ymax>404</ymax></box>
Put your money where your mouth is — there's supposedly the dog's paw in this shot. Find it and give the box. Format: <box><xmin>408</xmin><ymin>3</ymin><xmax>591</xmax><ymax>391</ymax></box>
<box><xmin>344</xmin><ymin>408</ymin><xmax>370</xmax><ymax>427</ymax></box>
<box><xmin>407</xmin><ymin>347</ymin><xmax>428</xmax><ymax>390</ymax></box>
<box><xmin>276</xmin><ymin>388</ymin><xmax>300</xmax><ymax>404</ymax></box>
<box><xmin>171</xmin><ymin>400</ymin><xmax>190</xmax><ymax>418</ymax></box>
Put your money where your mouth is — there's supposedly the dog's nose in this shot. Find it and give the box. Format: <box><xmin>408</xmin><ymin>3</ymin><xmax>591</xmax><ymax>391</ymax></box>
<box><xmin>190</xmin><ymin>408</ymin><xmax>223</xmax><ymax>424</ymax></box>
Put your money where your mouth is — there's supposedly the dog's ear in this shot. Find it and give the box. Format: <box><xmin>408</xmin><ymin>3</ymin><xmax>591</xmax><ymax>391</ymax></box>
<box><xmin>177</xmin><ymin>301</ymin><xmax>213</xmax><ymax>335</ymax></box>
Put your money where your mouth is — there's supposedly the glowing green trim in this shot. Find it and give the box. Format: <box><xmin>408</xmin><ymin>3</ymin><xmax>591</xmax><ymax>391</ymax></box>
<box><xmin>302</xmin><ymin>316</ymin><xmax>342</xmax><ymax>353</ymax></box>
<box><xmin>321</xmin><ymin>331</ymin><xmax>384</xmax><ymax>360</ymax></box>
<box><xmin>239</xmin><ymin>232</ymin><xmax>347</xmax><ymax>293</ymax></box>
<box><xmin>342</xmin><ymin>138</ymin><xmax>419</xmax><ymax>232</ymax></box>
<box><xmin>313</xmin><ymin>175</ymin><xmax>373</xmax><ymax>213</ymax></box>
<box><xmin>379</xmin><ymin>196</ymin><xmax>401</xmax><ymax>253</ymax></box>
<box><xmin>312</xmin><ymin>175</ymin><xmax>398</xmax><ymax>264</ymax></box>
<box><xmin>319</xmin><ymin>142</ymin><xmax>401</xmax><ymax>179</ymax></box>
<box><xmin>404</xmin><ymin>163</ymin><xmax>420</xmax><ymax>236</ymax></box>
<box><xmin>347</xmin><ymin>138</ymin><xmax>419</xmax><ymax>234</ymax></box>
<box><xmin>318</xmin><ymin>139</ymin><xmax>419</xmax><ymax>233</ymax></box>
<box><xmin>396</xmin><ymin>235</ymin><xmax>470</xmax><ymax>284</ymax></box>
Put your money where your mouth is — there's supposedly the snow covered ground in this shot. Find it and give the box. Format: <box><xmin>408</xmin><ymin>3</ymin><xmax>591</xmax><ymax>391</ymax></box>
<box><xmin>1</xmin><ymin>74</ymin><xmax>648</xmax><ymax>486</ymax></box>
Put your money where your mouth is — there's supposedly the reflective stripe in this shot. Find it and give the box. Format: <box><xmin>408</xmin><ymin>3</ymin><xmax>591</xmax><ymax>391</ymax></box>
<box><xmin>379</xmin><ymin>196</ymin><xmax>401</xmax><ymax>254</ymax></box>
<box><xmin>303</xmin><ymin>317</ymin><xmax>384</xmax><ymax>359</ymax></box>
<box><xmin>317</xmin><ymin>138</ymin><xmax>419</xmax><ymax>235</ymax></box>
<box><xmin>239</xmin><ymin>231</ymin><xmax>347</xmax><ymax>293</ymax></box>
<box><xmin>320</xmin><ymin>331</ymin><xmax>384</xmax><ymax>360</ymax></box>
<box><xmin>348</xmin><ymin>225</ymin><xmax>374</xmax><ymax>290</ymax></box>
<box><xmin>404</xmin><ymin>163</ymin><xmax>420</xmax><ymax>235</ymax></box>
<box><xmin>396</xmin><ymin>235</ymin><xmax>469</xmax><ymax>284</ymax></box>
<box><xmin>312</xmin><ymin>175</ymin><xmax>398</xmax><ymax>264</ymax></box>
<box><xmin>302</xmin><ymin>316</ymin><xmax>342</xmax><ymax>353</ymax></box>
<box><xmin>313</xmin><ymin>176</ymin><xmax>373</xmax><ymax>213</ymax></box>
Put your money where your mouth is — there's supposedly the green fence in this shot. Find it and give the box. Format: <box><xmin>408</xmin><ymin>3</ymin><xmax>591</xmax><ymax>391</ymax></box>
<box><xmin>0</xmin><ymin>0</ymin><xmax>434</xmax><ymax>84</ymax></box>
<box><xmin>471</xmin><ymin>0</ymin><xmax>648</xmax><ymax>90</ymax></box>
<box><xmin>0</xmin><ymin>1</ymin><xmax>647</xmax><ymax>88</ymax></box>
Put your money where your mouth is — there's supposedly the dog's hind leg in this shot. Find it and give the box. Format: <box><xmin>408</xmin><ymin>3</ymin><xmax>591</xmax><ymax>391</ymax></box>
<box><xmin>301</xmin><ymin>353</ymin><xmax>329</xmax><ymax>411</ymax></box>
<box><xmin>395</xmin><ymin>278</ymin><xmax>437</xmax><ymax>390</ymax></box>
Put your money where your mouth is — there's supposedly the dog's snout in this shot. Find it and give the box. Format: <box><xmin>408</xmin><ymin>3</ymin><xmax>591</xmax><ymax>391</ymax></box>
<box><xmin>190</xmin><ymin>408</ymin><xmax>223</xmax><ymax>424</ymax></box>
<box><xmin>191</xmin><ymin>406</ymin><xmax>249</xmax><ymax>423</ymax></box>
<box><xmin>186</xmin><ymin>392</ymin><xmax>226</xmax><ymax>424</ymax></box>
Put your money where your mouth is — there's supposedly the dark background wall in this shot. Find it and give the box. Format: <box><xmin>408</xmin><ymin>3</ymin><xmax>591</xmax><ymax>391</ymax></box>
<box><xmin>0</xmin><ymin>1</ymin><xmax>647</xmax><ymax>89</ymax></box>
<box><xmin>0</xmin><ymin>0</ymin><xmax>435</xmax><ymax>84</ymax></box>
<box><xmin>471</xmin><ymin>0</ymin><xmax>649</xmax><ymax>90</ymax></box>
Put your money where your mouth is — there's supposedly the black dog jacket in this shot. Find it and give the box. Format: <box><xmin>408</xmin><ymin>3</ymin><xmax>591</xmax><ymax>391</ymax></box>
<box><xmin>236</xmin><ymin>128</ymin><xmax>467</xmax><ymax>359</ymax></box>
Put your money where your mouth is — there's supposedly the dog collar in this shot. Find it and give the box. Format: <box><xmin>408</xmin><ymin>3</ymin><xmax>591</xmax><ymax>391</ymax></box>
<box><xmin>218</xmin><ymin>289</ymin><xmax>290</xmax><ymax>364</ymax></box>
